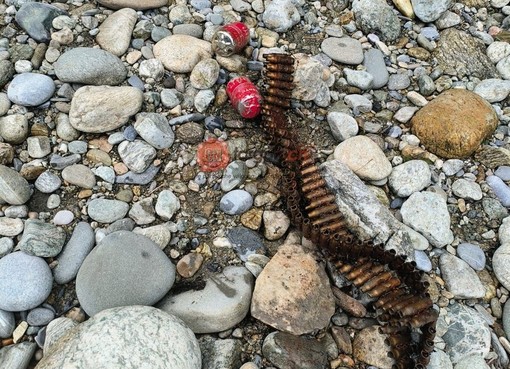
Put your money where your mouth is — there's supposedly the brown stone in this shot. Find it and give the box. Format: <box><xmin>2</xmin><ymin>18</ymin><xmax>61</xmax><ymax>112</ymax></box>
<box><xmin>331</xmin><ymin>326</ymin><xmax>353</xmax><ymax>355</ymax></box>
<box><xmin>86</xmin><ymin>149</ymin><xmax>112</xmax><ymax>166</ymax></box>
<box><xmin>407</xmin><ymin>47</ymin><xmax>430</xmax><ymax>60</ymax></box>
<box><xmin>176</xmin><ymin>253</ymin><xmax>204</xmax><ymax>278</ymax></box>
<box><xmin>0</xmin><ymin>143</ymin><xmax>14</xmax><ymax>165</ymax></box>
<box><xmin>331</xmin><ymin>286</ymin><xmax>366</xmax><ymax>317</ymax></box>
<box><xmin>411</xmin><ymin>89</ymin><xmax>498</xmax><ymax>159</ymax></box>
<box><xmin>353</xmin><ymin>326</ymin><xmax>394</xmax><ymax>369</ymax></box>
<box><xmin>240</xmin><ymin>207</ymin><xmax>263</xmax><ymax>230</ymax></box>
<box><xmin>251</xmin><ymin>244</ymin><xmax>335</xmax><ymax>335</ymax></box>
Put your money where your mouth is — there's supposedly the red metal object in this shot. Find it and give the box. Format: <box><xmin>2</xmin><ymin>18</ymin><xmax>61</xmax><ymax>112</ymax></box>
<box><xmin>197</xmin><ymin>138</ymin><xmax>230</xmax><ymax>172</ymax></box>
<box><xmin>226</xmin><ymin>77</ymin><xmax>262</xmax><ymax>119</ymax></box>
<box><xmin>211</xmin><ymin>22</ymin><xmax>250</xmax><ymax>57</ymax></box>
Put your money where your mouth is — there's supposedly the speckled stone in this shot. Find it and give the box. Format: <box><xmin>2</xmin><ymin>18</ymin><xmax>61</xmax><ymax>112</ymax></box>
<box><xmin>35</xmin><ymin>306</ymin><xmax>201</xmax><ymax>369</ymax></box>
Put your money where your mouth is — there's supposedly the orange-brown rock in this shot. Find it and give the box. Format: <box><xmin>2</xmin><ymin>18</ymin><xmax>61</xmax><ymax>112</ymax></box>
<box><xmin>411</xmin><ymin>89</ymin><xmax>498</xmax><ymax>159</ymax></box>
<box><xmin>250</xmin><ymin>244</ymin><xmax>335</xmax><ymax>335</ymax></box>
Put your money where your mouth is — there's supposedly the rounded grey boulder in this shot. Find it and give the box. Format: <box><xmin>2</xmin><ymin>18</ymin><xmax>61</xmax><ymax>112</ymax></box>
<box><xmin>76</xmin><ymin>231</ymin><xmax>176</xmax><ymax>316</ymax></box>
<box><xmin>54</xmin><ymin>47</ymin><xmax>127</xmax><ymax>86</ymax></box>
<box><xmin>35</xmin><ymin>306</ymin><xmax>201</xmax><ymax>369</ymax></box>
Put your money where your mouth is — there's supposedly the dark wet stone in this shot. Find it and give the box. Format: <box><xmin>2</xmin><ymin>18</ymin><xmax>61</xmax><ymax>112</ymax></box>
<box><xmin>0</xmin><ymin>61</ymin><xmax>14</xmax><ymax>88</ymax></box>
<box><xmin>15</xmin><ymin>3</ymin><xmax>67</xmax><ymax>43</ymax></box>
<box><xmin>226</xmin><ymin>226</ymin><xmax>265</xmax><ymax>262</ymax></box>
<box><xmin>262</xmin><ymin>332</ymin><xmax>329</xmax><ymax>369</ymax></box>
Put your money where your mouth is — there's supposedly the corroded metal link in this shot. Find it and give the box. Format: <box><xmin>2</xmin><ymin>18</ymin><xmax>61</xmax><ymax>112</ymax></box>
<box><xmin>261</xmin><ymin>52</ymin><xmax>436</xmax><ymax>369</ymax></box>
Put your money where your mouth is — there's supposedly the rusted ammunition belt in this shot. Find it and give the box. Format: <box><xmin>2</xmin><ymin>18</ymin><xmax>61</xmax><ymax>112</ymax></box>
<box><xmin>260</xmin><ymin>53</ymin><xmax>438</xmax><ymax>369</ymax></box>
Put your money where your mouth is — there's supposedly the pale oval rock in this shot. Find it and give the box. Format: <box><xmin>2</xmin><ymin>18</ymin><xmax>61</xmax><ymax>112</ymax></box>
<box><xmin>97</xmin><ymin>0</ymin><xmax>169</xmax><ymax>9</ymax></box>
<box><xmin>96</xmin><ymin>8</ymin><xmax>138</xmax><ymax>57</ymax></box>
<box><xmin>158</xmin><ymin>266</ymin><xmax>253</xmax><ymax>334</ymax></box>
<box><xmin>69</xmin><ymin>86</ymin><xmax>143</xmax><ymax>133</ymax></box>
<box><xmin>35</xmin><ymin>306</ymin><xmax>201</xmax><ymax>369</ymax></box>
<box><xmin>154</xmin><ymin>35</ymin><xmax>213</xmax><ymax>73</ymax></box>
<box><xmin>0</xmin><ymin>217</ymin><xmax>24</xmax><ymax>237</ymax></box>
<box><xmin>251</xmin><ymin>244</ymin><xmax>335</xmax><ymax>335</ymax></box>
<box><xmin>0</xmin><ymin>114</ymin><xmax>29</xmax><ymax>144</ymax></box>
<box><xmin>493</xmin><ymin>243</ymin><xmax>510</xmax><ymax>291</ymax></box>
<box><xmin>0</xmin><ymin>165</ymin><xmax>31</xmax><ymax>205</ymax></box>
<box><xmin>333</xmin><ymin>135</ymin><xmax>392</xmax><ymax>181</ymax></box>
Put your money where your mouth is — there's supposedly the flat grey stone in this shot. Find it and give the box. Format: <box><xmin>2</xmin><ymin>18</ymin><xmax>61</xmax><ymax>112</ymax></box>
<box><xmin>18</xmin><ymin>219</ymin><xmax>66</xmax><ymax>258</ymax></box>
<box><xmin>158</xmin><ymin>266</ymin><xmax>253</xmax><ymax>333</ymax></box>
<box><xmin>155</xmin><ymin>190</ymin><xmax>180</xmax><ymax>220</ymax></box>
<box><xmin>363</xmin><ymin>49</ymin><xmax>389</xmax><ymax>89</ymax></box>
<box><xmin>54</xmin><ymin>47</ymin><xmax>127</xmax><ymax>85</ymax></box>
<box><xmin>27</xmin><ymin>307</ymin><xmax>55</xmax><ymax>326</ymax></box>
<box><xmin>35</xmin><ymin>171</ymin><xmax>61</xmax><ymax>193</ymax></box>
<box><xmin>439</xmin><ymin>253</ymin><xmax>485</xmax><ymax>299</ymax></box>
<box><xmin>35</xmin><ymin>306</ymin><xmax>201</xmax><ymax>369</ymax></box>
<box><xmin>61</xmin><ymin>164</ymin><xmax>96</xmax><ymax>189</ymax></box>
<box><xmin>321</xmin><ymin>37</ymin><xmax>364</xmax><ymax>65</ymax></box>
<box><xmin>457</xmin><ymin>243</ymin><xmax>485</xmax><ymax>271</ymax></box>
<box><xmin>452</xmin><ymin>179</ymin><xmax>483</xmax><ymax>200</ymax></box>
<box><xmin>0</xmin><ymin>252</ymin><xmax>53</xmax><ymax>312</ymax></box>
<box><xmin>388</xmin><ymin>160</ymin><xmax>431</xmax><ymax>197</ymax></box>
<box><xmin>400</xmin><ymin>191</ymin><xmax>454</xmax><ymax>247</ymax></box>
<box><xmin>54</xmin><ymin>222</ymin><xmax>95</xmax><ymax>284</ymax></box>
<box><xmin>87</xmin><ymin>198</ymin><xmax>129</xmax><ymax>224</ymax></box>
<box><xmin>118</xmin><ymin>140</ymin><xmax>156</xmax><ymax>173</ymax></box>
<box><xmin>412</xmin><ymin>0</ymin><xmax>452</xmax><ymax>22</ymax></box>
<box><xmin>76</xmin><ymin>231</ymin><xmax>175</xmax><ymax>316</ymax></box>
<box><xmin>134</xmin><ymin>113</ymin><xmax>175</xmax><ymax>149</ymax></box>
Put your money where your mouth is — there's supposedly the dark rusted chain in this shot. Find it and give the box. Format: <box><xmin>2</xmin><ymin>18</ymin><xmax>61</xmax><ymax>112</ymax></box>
<box><xmin>260</xmin><ymin>53</ymin><xmax>438</xmax><ymax>368</ymax></box>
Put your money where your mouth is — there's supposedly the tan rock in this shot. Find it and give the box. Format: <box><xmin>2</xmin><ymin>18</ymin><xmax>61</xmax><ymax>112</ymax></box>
<box><xmin>69</xmin><ymin>86</ymin><xmax>143</xmax><ymax>133</ymax></box>
<box><xmin>176</xmin><ymin>253</ymin><xmax>204</xmax><ymax>278</ymax></box>
<box><xmin>392</xmin><ymin>0</ymin><xmax>414</xmax><ymax>18</ymax></box>
<box><xmin>262</xmin><ymin>210</ymin><xmax>290</xmax><ymax>241</ymax></box>
<box><xmin>333</xmin><ymin>135</ymin><xmax>392</xmax><ymax>181</ymax></box>
<box><xmin>240</xmin><ymin>208</ymin><xmax>263</xmax><ymax>230</ymax></box>
<box><xmin>154</xmin><ymin>35</ymin><xmax>212</xmax><ymax>73</ymax></box>
<box><xmin>251</xmin><ymin>244</ymin><xmax>335</xmax><ymax>335</ymax></box>
<box><xmin>353</xmin><ymin>326</ymin><xmax>394</xmax><ymax>369</ymax></box>
<box><xmin>97</xmin><ymin>0</ymin><xmax>168</xmax><ymax>10</ymax></box>
<box><xmin>411</xmin><ymin>89</ymin><xmax>498</xmax><ymax>158</ymax></box>
<box><xmin>96</xmin><ymin>8</ymin><xmax>138</xmax><ymax>56</ymax></box>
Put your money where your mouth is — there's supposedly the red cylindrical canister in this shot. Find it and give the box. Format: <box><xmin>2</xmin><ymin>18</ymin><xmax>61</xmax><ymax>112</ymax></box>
<box><xmin>211</xmin><ymin>22</ymin><xmax>250</xmax><ymax>57</ymax></box>
<box><xmin>226</xmin><ymin>77</ymin><xmax>262</xmax><ymax>119</ymax></box>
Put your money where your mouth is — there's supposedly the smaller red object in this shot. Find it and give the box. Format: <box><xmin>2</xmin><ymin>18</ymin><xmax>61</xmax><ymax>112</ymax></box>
<box><xmin>197</xmin><ymin>138</ymin><xmax>230</xmax><ymax>172</ymax></box>
<box><xmin>211</xmin><ymin>22</ymin><xmax>250</xmax><ymax>57</ymax></box>
<box><xmin>226</xmin><ymin>77</ymin><xmax>262</xmax><ymax>119</ymax></box>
